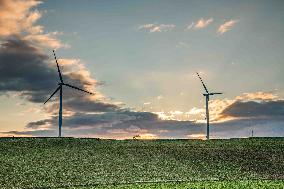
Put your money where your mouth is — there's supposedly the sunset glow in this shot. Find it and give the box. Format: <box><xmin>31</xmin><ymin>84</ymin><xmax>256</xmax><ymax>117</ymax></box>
<box><xmin>0</xmin><ymin>0</ymin><xmax>283</xmax><ymax>139</ymax></box>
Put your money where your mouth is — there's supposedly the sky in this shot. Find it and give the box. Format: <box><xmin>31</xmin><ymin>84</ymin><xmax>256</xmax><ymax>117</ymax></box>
<box><xmin>0</xmin><ymin>0</ymin><xmax>284</xmax><ymax>139</ymax></box>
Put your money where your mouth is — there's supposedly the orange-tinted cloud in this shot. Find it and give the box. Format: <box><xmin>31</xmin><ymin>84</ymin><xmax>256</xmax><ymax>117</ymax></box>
<box><xmin>194</xmin><ymin>18</ymin><xmax>213</xmax><ymax>29</ymax></box>
<box><xmin>0</xmin><ymin>0</ymin><xmax>41</xmax><ymax>36</ymax></box>
<box><xmin>236</xmin><ymin>92</ymin><xmax>278</xmax><ymax>101</ymax></box>
<box><xmin>187</xmin><ymin>133</ymin><xmax>206</xmax><ymax>140</ymax></box>
<box><xmin>213</xmin><ymin>92</ymin><xmax>281</xmax><ymax>121</ymax></box>
<box><xmin>217</xmin><ymin>19</ymin><xmax>238</xmax><ymax>34</ymax></box>
<box><xmin>23</xmin><ymin>32</ymin><xmax>68</xmax><ymax>49</ymax></box>
<box><xmin>138</xmin><ymin>24</ymin><xmax>175</xmax><ymax>33</ymax></box>
<box><xmin>0</xmin><ymin>0</ymin><xmax>66</xmax><ymax>49</ymax></box>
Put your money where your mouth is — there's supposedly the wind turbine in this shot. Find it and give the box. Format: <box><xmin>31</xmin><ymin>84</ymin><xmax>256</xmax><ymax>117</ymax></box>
<box><xmin>196</xmin><ymin>72</ymin><xmax>222</xmax><ymax>140</ymax></box>
<box><xmin>44</xmin><ymin>50</ymin><xmax>94</xmax><ymax>137</ymax></box>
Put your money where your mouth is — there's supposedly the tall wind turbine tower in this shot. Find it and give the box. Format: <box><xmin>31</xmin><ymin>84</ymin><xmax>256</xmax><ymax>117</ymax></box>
<box><xmin>196</xmin><ymin>72</ymin><xmax>222</xmax><ymax>140</ymax></box>
<box><xmin>44</xmin><ymin>50</ymin><xmax>94</xmax><ymax>137</ymax></box>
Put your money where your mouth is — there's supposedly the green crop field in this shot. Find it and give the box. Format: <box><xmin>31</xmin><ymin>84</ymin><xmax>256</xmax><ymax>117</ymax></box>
<box><xmin>0</xmin><ymin>137</ymin><xmax>283</xmax><ymax>189</ymax></box>
<box><xmin>70</xmin><ymin>180</ymin><xmax>284</xmax><ymax>189</ymax></box>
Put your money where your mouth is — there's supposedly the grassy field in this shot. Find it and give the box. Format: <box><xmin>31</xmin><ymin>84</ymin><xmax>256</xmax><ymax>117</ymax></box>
<box><xmin>70</xmin><ymin>180</ymin><xmax>284</xmax><ymax>189</ymax></box>
<box><xmin>0</xmin><ymin>137</ymin><xmax>283</xmax><ymax>188</ymax></box>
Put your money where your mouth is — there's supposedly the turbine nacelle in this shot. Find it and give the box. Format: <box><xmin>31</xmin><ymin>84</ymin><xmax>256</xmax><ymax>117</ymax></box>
<box><xmin>203</xmin><ymin>92</ymin><xmax>223</xmax><ymax>96</ymax></box>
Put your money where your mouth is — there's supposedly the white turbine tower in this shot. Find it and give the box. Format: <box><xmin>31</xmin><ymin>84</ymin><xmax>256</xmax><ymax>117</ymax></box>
<box><xmin>196</xmin><ymin>72</ymin><xmax>222</xmax><ymax>140</ymax></box>
<box><xmin>44</xmin><ymin>50</ymin><xmax>94</xmax><ymax>137</ymax></box>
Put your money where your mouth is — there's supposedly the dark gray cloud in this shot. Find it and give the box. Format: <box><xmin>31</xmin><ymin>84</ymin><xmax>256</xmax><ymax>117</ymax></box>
<box><xmin>209</xmin><ymin>99</ymin><xmax>284</xmax><ymax>138</ymax></box>
<box><xmin>5</xmin><ymin>115</ymin><xmax>284</xmax><ymax>139</ymax></box>
<box><xmin>3</xmin><ymin>106</ymin><xmax>284</xmax><ymax>139</ymax></box>
<box><xmin>2</xmin><ymin>129</ymin><xmax>57</xmax><ymax>137</ymax></box>
<box><xmin>0</xmin><ymin>37</ymin><xmax>119</xmax><ymax>112</ymax></box>
<box><xmin>0</xmin><ymin>37</ymin><xmax>57</xmax><ymax>99</ymax></box>
<box><xmin>211</xmin><ymin>119</ymin><xmax>284</xmax><ymax>138</ymax></box>
<box><xmin>63</xmin><ymin>96</ymin><xmax>119</xmax><ymax>113</ymax></box>
<box><xmin>26</xmin><ymin>118</ymin><xmax>54</xmax><ymax>129</ymax></box>
<box><xmin>22</xmin><ymin>110</ymin><xmax>205</xmax><ymax>138</ymax></box>
<box><xmin>220</xmin><ymin>100</ymin><xmax>284</xmax><ymax>119</ymax></box>
<box><xmin>27</xmin><ymin>111</ymin><xmax>159</xmax><ymax>129</ymax></box>
<box><xmin>4</xmin><ymin>118</ymin><xmax>205</xmax><ymax>139</ymax></box>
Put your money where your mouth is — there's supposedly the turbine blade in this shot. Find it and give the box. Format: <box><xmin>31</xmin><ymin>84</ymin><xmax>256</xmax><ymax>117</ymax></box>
<box><xmin>196</xmin><ymin>72</ymin><xmax>209</xmax><ymax>94</ymax></box>
<box><xmin>53</xmin><ymin>50</ymin><xmax>63</xmax><ymax>83</ymax></box>
<box><xmin>63</xmin><ymin>83</ymin><xmax>94</xmax><ymax>95</ymax></box>
<box><xmin>210</xmin><ymin>92</ymin><xmax>223</xmax><ymax>95</ymax></box>
<box><xmin>44</xmin><ymin>86</ymin><xmax>61</xmax><ymax>104</ymax></box>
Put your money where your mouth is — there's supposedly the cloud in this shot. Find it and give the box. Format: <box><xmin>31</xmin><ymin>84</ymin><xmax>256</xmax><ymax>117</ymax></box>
<box><xmin>1</xmin><ymin>129</ymin><xmax>56</xmax><ymax>137</ymax></box>
<box><xmin>176</xmin><ymin>41</ymin><xmax>188</xmax><ymax>48</ymax></box>
<box><xmin>28</xmin><ymin>111</ymin><xmax>150</xmax><ymax>129</ymax></box>
<box><xmin>235</xmin><ymin>92</ymin><xmax>278</xmax><ymax>101</ymax></box>
<box><xmin>143</xmin><ymin>102</ymin><xmax>151</xmax><ymax>105</ymax></box>
<box><xmin>138</xmin><ymin>24</ymin><xmax>175</xmax><ymax>33</ymax></box>
<box><xmin>3</xmin><ymin>92</ymin><xmax>284</xmax><ymax>139</ymax></box>
<box><xmin>186</xmin><ymin>107</ymin><xmax>205</xmax><ymax>115</ymax></box>
<box><xmin>194</xmin><ymin>18</ymin><xmax>214</xmax><ymax>29</ymax></box>
<box><xmin>187</xmin><ymin>133</ymin><xmax>206</xmax><ymax>140</ymax></box>
<box><xmin>138</xmin><ymin>133</ymin><xmax>158</xmax><ymax>139</ymax></box>
<box><xmin>0</xmin><ymin>37</ymin><xmax>57</xmax><ymax>96</ymax></box>
<box><xmin>23</xmin><ymin>31</ymin><xmax>69</xmax><ymax>49</ymax></box>
<box><xmin>154</xmin><ymin>111</ymin><xmax>191</xmax><ymax>121</ymax></box>
<box><xmin>217</xmin><ymin>19</ymin><xmax>238</xmax><ymax>34</ymax></box>
<box><xmin>0</xmin><ymin>0</ymin><xmax>66</xmax><ymax>49</ymax></box>
<box><xmin>12</xmin><ymin>110</ymin><xmax>206</xmax><ymax>139</ymax></box>
<box><xmin>133</xmin><ymin>91</ymin><xmax>284</xmax><ymax>128</ymax></box>
<box><xmin>138</xmin><ymin>24</ymin><xmax>155</xmax><ymax>30</ymax></box>
<box><xmin>156</xmin><ymin>95</ymin><xmax>164</xmax><ymax>100</ymax></box>
<box><xmin>186</xmin><ymin>22</ymin><xmax>194</xmax><ymax>30</ymax></box>
<box><xmin>185</xmin><ymin>18</ymin><xmax>213</xmax><ymax>31</ymax></box>
<box><xmin>211</xmin><ymin>118</ymin><xmax>284</xmax><ymax>139</ymax></box>
<box><xmin>219</xmin><ymin>100</ymin><xmax>284</xmax><ymax>120</ymax></box>
<box><xmin>208</xmin><ymin>92</ymin><xmax>283</xmax><ymax>122</ymax></box>
<box><xmin>0</xmin><ymin>0</ymin><xmax>42</xmax><ymax>36</ymax></box>
<box><xmin>3</xmin><ymin>114</ymin><xmax>205</xmax><ymax>139</ymax></box>
<box><xmin>4</xmin><ymin>116</ymin><xmax>284</xmax><ymax>139</ymax></box>
<box><xmin>0</xmin><ymin>37</ymin><xmax>102</xmax><ymax>105</ymax></box>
